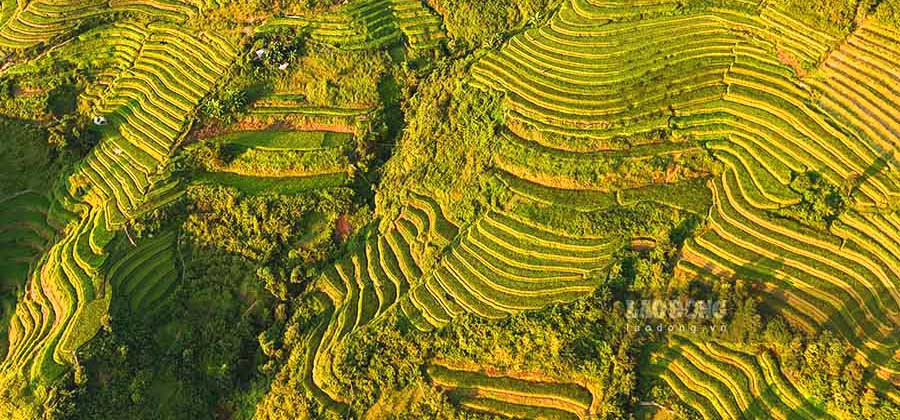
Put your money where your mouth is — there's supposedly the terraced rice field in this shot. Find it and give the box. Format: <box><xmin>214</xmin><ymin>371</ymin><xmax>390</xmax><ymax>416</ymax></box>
<box><xmin>296</xmin><ymin>186</ymin><xmax>695</xmax><ymax>414</ymax></box>
<box><xmin>188</xmin><ymin>129</ymin><xmax>354</xmax><ymax>194</ymax></box>
<box><xmin>0</xmin><ymin>0</ymin><xmax>196</xmax><ymax>50</ymax></box>
<box><xmin>244</xmin><ymin>92</ymin><xmax>373</xmax><ymax>136</ymax></box>
<box><xmin>106</xmin><ymin>230</ymin><xmax>178</xmax><ymax>314</ymax></box>
<box><xmin>286</xmin><ymin>1</ymin><xmax>900</xmax><ymax>411</ymax></box>
<box><xmin>1</xmin><ymin>22</ymin><xmax>238</xmax><ymax>383</ymax></box>
<box><xmin>457</xmin><ymin>0</ymin><xmax>900</xmax><ymax>415</ymax></box>
<box><xmin>809</xmin><ymin>21</ymin><xmax>900</xmax><ymax>160</ymax></box>
<box><xmin>287</xmin><ymin>190</ymin><xmax>629</xmax><ymax>414</ymax></box>
<box><xmin>427</xmin><ymin>362</ymin><xmax>597</xmax><ymax>419</ymax></box>
<box><xmin>258</xmin><ymin>0</ymin><xmax>446</xmax><ymax>51</ymax></box>
<box><xmin>3</xmin><ymin>0</ymin><xmax>900</xmax><ymax>416</ymax></box>
<box><xmin>77</xmin><ymin>23</ymin><xmax>238</xmax><ymax>224</ymax></box>
<box><xmin>649</xmin><ymin>335</ymin><xmax>831</xmax><ymax>420</ymax></box>
<box><xmin>300</xmin><ymin>192</ymin><xmax>459</xmax><ymax>412</ymax></box>
<box><xmin>399</xmin><ymin>209</ymin><xmax>618</xmax><ymax>330</ymax></box>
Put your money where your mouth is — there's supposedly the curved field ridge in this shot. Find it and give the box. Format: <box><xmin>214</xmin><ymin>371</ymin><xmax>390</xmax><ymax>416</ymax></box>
<box><xmin>2</xmin><ymin>201</ymin><xmax>114</xmax><ymax>381</ymax></box>
<box><xmin>293</xmin><ymin>191</ymin><xmax>621</xmax><ymax>415</ymax></box>
<box><xmin>471</xmin><ymin>0</ymin><xmax>899</xmax><ymax>203</ymax></box>
<box><xmin>399</xmin><ymin>209</ymin><xmax>618</xmax><ymax>332</ymax></box>
<box><xmin>470</xmin><ymin>0</ymin><xmax>900</xmax><ymax>394</ymax></box>
<box><xmin>259</xmin><ymin>0</ymin><xmax>445</xmax><ymax>51</ymax></box>
<box><xmin>653</xmin><ymin>335</ymin><xmax>831</xmax><ymax>420</ymax></box>
<box><xmin>292</xmin><ymin>192</ymin><xmax>459</xmax><ymax>413</ymax></box>
<box><xmin>427</xmin><ymin>362</ymin><xmax>597</xmax><ymax>419</ymax></box>
<box><xmin>681</xmin><ymin>174</ymin><xmax>900</xmax><ymax>380</ymax></box>
<box><xmin>1</xmin><ymin>25</ymin><xmax>237</xmax><ymax>383</ymax></box>
<box><xmin>106</xmin><ymin>230</ymin><xmax>178</xmax><ymax>314</ymax></box>
<box><xmin>0</xmin><ymin>0</ymin><xmax>197</xmax><ymax>50</ymax></box>
<box><xmin>78</xmin><ymin>22</ymin><xmax>238</xmax><ymax>226</ymax></box>
<box><xmin>23</xmin><ymin>21</ymin><xmax>152</xmax><ymax>106</ymax></box>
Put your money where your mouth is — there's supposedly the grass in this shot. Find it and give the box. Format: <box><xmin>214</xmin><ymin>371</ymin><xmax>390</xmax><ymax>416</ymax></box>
<box><xmin>192</xmin><ymin>171</ymin><xmax>348</xmax><ymax>195</ymax></box>
<box><xmin>205</xmin><ymin>130</ymin><xmax>352</xmax><ymax>150</ymax></box>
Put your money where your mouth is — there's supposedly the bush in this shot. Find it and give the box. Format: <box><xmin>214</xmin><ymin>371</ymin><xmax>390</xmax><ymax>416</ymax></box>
<box><xmin>182</xmin><ymin>185</ymin><xmax>354</xmax><ymax>277</ymax></box>
<box><xmin>201</xmin><ymin>88</ymin><xmax>247</xmax><ymax>124</ymax></box>
<box><xmin>47</xmin><ymin>114</ymin><xmax>98</xmax><ymax>157</ymax></box>
<box><xmin>774</xmin><ymin>0</ymin><xmax>858</xmax><ymax>34</ymax></box>
<box><xmin>776</xmin><ymin>171</ymin><xmax>847</xmax><ymax>230</ymax></box>
<box><xmin>0</xmin><ymin>117</ymin><xmax>54</xmax><ymax>194</ymax></box>
<box><xmin>873</xmin><ymin>0</ymin><xmax>900</xmax><ymax>28</ymax></box>
<box><xmin>433</xmin><ymin>0</ymin><xmax>561</xmax><ymax>49</ymax></box>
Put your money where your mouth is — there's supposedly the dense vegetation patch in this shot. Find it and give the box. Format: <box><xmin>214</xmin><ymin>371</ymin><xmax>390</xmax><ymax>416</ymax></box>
<box><xmin>183</xmin><ymin>186</ymin><xmax>356</xmax><ymax>291</ymax></box>
<box><xmin>0</xmin><ymin>118</ymin><xmax>54</xmax><ymax>194</ymax></box>
<box><xmin>431</xmin><ymin>0</ymin><xmax>561</xmax><ymax>49</ymax></box>
<box><xmin>777</xmin><ymin>171</ymin><xmax>849</xmax><ymax>230</ymax></box>
<box><xmin>775</xmin><ymin>0</ymin><xmax>860</xmax><ymax>35</ymax></box>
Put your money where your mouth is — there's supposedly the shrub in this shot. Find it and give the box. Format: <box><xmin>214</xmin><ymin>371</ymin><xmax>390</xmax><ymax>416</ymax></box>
<box><xmin>433</xmin><ymin>0</ymin><xmax>561</xmax><ymax>49</ymax></box>
<box><xmin>776</xmin><ymin>171</ymin><xmax>847</xmax><ymax>230</ymax></box>
<box><xmin>201</xmin><ymin>88</ymin><xmax>247</xmax><ymax>124</ymax></box>
<box><xmin>774</xmin><ymin>0</ymin><xmax>858</xmax><ymax>34</ymax></box>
